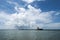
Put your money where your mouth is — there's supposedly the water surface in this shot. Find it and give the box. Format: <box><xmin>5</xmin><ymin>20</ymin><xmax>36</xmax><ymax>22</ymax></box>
<box><xmin>0</xmin><ymin>30</ymin><xmax>60</xmax><ymax>40</ymax></box>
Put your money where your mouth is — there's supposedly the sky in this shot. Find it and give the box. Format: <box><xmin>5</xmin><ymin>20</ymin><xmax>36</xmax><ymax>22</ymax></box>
<box><xmin>0</xmin><ymin>0</ymin><xmax>60</xmax><ymax>29</ymax></box>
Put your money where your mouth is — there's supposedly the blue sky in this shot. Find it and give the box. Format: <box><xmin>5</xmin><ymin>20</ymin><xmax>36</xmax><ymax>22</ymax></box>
<box><xmin>0</xmin><ymin>0</ymin><xmax>60</xmax><ymax>29</ymax></box>
<box><xmin>0</xmin><ymin>0</ymin><xmax>60</xmax><ymax>12</ymax></box>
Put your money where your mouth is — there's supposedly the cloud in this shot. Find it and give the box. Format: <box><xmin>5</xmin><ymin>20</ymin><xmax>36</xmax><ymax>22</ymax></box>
<box><xmin>0</xmin><ymin>11</ymin><xmax>17</xmax><ymax>29</ymax></box>
<box><xmin>45</xmin><ymin>23</ymin><xmax>60</xmax><ymax>29</ymax></box>
<box><xmin>0</xmin><ymin>4</ymin><xmax>58</xmax><ymax>29</ymax></box>
<box><xmin>22</xmin><ymin>0</ymin><xmax>45</xmax><ymax>3</ymax></box>
<box><xmin>22</xmin><ymin>0</ymin><xmax>35</xmax><ymax>3</ymax></box>
<box><xmin>7</xmin><ymin>1</ymin><xmax>19</xmax><ymax>7</ymax></box>
<box><xmin>55</xmin><ymin>11</ymin><xmax>60</xmax><ymax>15</ymax></box>
<box><xmin>0</xmin><ymin>1</ymin><xmax>60</xmax><ymax>29</ymax></box>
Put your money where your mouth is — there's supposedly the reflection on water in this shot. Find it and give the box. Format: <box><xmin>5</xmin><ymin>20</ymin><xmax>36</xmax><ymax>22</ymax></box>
<box><xmin>0</xmin><ymin>30</ymin><xmax>60</xmax><ymax>40</ymax></box>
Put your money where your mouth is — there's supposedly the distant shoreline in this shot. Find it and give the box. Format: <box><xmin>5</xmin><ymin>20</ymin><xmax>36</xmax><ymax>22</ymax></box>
<box><xmin>0</xmin><ymin>29</ymin><xmax>60</xmax><ymax>31</ymax></box>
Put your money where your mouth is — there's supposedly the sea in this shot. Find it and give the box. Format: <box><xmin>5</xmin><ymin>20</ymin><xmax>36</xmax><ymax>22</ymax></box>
<box><xmin>0</xmin><ymin>29</ymin><xmax>60</xmax><ymax>40</ymax></box>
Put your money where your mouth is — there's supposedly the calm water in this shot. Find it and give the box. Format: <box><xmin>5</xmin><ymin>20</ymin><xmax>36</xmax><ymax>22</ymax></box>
<box><xmin>0</xmin><ymin>30</ymin><xmax>60</xmax><ymax>40</ymax></box>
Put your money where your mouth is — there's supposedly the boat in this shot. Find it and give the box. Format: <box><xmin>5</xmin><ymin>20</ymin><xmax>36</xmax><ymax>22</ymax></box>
<box><xmin>37</xmin><ymin>27</ymin><xmax>43</xmax><ymax>30</ymax></box>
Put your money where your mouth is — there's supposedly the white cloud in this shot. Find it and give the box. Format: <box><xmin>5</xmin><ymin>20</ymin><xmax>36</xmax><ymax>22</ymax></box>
<box><xmin>0</xmin><ymin>1</ymin><xmax>60</xmax><ymax>29</ymax></box>
<box><xmin>0</xmin><ymin>5</ymin><xmax>58</xmax><ymax>29</ymax></box>
<box><xmin>22</xmin><ymin>0</ymin><xmax>45</xmax><ymax>3</ymax></box>
<box><xmin>7</xmin><ymin>0</ymin><xmax>20</xmax><ymax>7</ymax></box>
<box><xmin>45</xmin><ymin>23</ymin><xmax>60</xmax><ymax>29</ymax></box>
<box><xmin>55</xmin><ymin>11</ymin><xmax>60</xmax><ymax>15</ymax></box>
<box><xmin>22</xmin><ymin>0</ymin><xmax>35</xmax><ymax>3</ymax></box>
